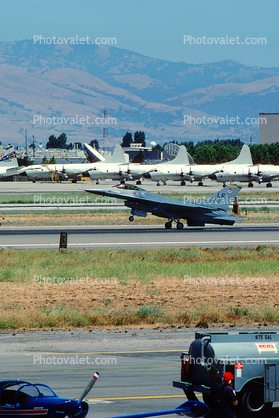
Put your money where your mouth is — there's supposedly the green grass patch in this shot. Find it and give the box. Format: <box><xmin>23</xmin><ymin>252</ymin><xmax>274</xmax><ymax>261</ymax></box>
<box><xmin>0</xmin><ymin>246</ymin><xmax>279</xmax><ymax>284</ymax></box>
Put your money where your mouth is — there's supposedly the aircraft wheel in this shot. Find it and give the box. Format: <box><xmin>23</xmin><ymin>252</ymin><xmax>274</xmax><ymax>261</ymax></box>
<box><xmin>266</xmin><ymin>182</ymin><xmax>272</xmax><ymax>188</ymax></box>
<box><xmin>120</xmin><ymin>180</ymin><xmax>125</xmax><ymax>184</ymax></box>
<box><xmin>129</xmin><ymin>216</ymin><xmax>134</xmax><ymax>222</ymax></box>
<box><xmin>157</xmin><ymin>182</ymin><xmax>161</xmax><ymax>186</ymax></box>
<box><xmin>165</xmin><ymin>221</ymin><xmax>172</xmax><ymax>229</ymax></box>
<box><xmin>136</xmin><ymin>180</ymin><xmax>141</xmax><ymax>185</ymax></box>
<box><xmin>96</xmin><ymin>181</ymin><xmax>100</xmax><ymax>185</ymax></box>
<box><xmin>181</xmin><ymin>181</ymin><xmax>186</xmax><ymax>186</ymax></box>
<box><xmin>177</xmin><ymin>222</ymin><xmax>184</xmax><ymax>230</ymax></box>
<box><xmin>248</xmin><ymin>182</ymin><xmax>253</xmax><ymax>187</ymax></box>
<box><xmin>198</xmin><ymin>181</ymin><xmax>203</xmax><ymax>186</ymax></box>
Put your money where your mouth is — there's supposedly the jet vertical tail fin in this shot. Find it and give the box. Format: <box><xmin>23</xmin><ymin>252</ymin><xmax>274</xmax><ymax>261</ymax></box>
<box><xmin>105</xmin><ymin>145</ymin><xmax>128</xmax><ymax>164</ymax></box>
<box><xmin>203</xmin><ymin>184</ymin><xmax>242</xmax><ymax>211</ymax></box>
<box><xmin>0</xmin><ymin>145</ymin><xmax>18</xmax><ymax>167</ymax></box>
<box><xmin>226</xmin><ymin>145</ymin><xmax>253</xmax><ymax>165</ymax></box>
<box><xmin>167</xmin><ymin>146</ymin><xmax>189</xmax><ymax>165</ymax></box>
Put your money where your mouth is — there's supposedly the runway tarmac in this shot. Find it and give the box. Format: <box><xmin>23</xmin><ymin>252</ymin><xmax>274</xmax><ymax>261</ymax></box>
<box><xmin>1</xmin><ymin>178</ymin><xmax>279</xmax><ymax>194</ymax></box>
<box><xmin>0</xmin><ymin>223</ymin><xmax>279</xmax><ymax>249</ymax></box>
<box><xmin>0</xmin><ymin>329</ymin><xmax>195</xmax><ymax>418</ymax></box>
<box><xmin>1</xmin><ymin>328</ymin><xmax>279</xmax><ymax>418</ymax></box>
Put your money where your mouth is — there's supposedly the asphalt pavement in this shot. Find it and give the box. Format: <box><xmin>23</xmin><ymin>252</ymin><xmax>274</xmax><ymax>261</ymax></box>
<box><xmin>0</xmin><ymin>223</ymin><xmax>279</xmax><ymax>249</ymax></box>
<box><xmin>1</xmin><ymin>328</ymin><xmax>279</xmax><ymax>418</ymax></box>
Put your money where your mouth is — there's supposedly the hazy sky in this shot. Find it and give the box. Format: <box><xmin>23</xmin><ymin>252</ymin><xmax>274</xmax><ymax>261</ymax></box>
<box><xmin>0</xmin><ymin>0</ymin><xmax>278</xmax><ymax>67</ymax></box>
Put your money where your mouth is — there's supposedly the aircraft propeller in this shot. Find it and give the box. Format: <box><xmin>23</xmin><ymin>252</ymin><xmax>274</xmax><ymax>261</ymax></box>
<box><xmin>78</xmin><ymin>372</ymin><xmax>99</xmax><ymax>403</ymax></box>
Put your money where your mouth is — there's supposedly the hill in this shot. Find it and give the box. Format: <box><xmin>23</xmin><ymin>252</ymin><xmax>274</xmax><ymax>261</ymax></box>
<box><xmin>0</xmin><ymin>40</ymin><xmax>278</xmax><ymax>146</ymax></box>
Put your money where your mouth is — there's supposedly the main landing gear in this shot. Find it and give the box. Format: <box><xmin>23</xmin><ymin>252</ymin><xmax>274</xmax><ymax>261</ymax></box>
<box><xmin>165</xmin><ymin>219</ymin><xmax>184</xmax><ymax>229</ymax></box>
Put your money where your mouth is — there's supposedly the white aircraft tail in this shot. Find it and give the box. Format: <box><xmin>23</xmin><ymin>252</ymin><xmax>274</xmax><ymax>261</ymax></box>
<box><xmin>105</xmin><ymin>145</ymin><xmax>128</xmax><ymax>164</ymax></box>
<box><xmin>84</xmin><ymin>144</ymin><xmax>106</xmax><ymax>162</ymax></box>
<box><xmin>166</xmin><ymin>145</ymin><xmax>189</xmax><ymax>165</ymax></box>
<box><xmin>187</xmin><ymin>152</ymin><xmax>195</xmax><ymax>165</ymax></box>
<box><xmin>0</xmin><ymin>145</ymin><xmax>18</xmax><ymax>167</ymax></box>
<box><xmin>226</xmin><ymin>145</ymin><xmax>253</xmax><ymax>165</ymax></box>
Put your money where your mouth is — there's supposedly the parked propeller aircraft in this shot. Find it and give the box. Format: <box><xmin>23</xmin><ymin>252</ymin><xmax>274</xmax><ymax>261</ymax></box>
<box><xmin>86</xmin><ymin>183</ymin><xmax>243</xmax><ymax>228</ymax></box>
<box><xmin>18</xmin><ymin>145</ymin><xmax>127</xmax><ymax>183</ymax></box>
<box><xmin>0</xmin><ymin>144</ymin><xmax>19</xmax><ymax>179</ymax></box>
<box><xmin>209</xmin><ymin>163</ymin><xmax>279</xmax><ymax>187</ymax></box>
<box><xmin>146</xmin><ymin>145</ymin><xmax>253</xmax><ymax>186</ymax></box>
<box><xmin>142</xmin><ymin>146</ymin><xmax>192</xmax><ymax>186</ymax></box>
<box><xmin>86</xmin><ymin>145</ymin><xmax>132</xmax><ymax>183</ymax></box>
<box><xmin>87</xmin><ymin>145</ymin><xmax>194</xmax><ymax>185</ymax></box>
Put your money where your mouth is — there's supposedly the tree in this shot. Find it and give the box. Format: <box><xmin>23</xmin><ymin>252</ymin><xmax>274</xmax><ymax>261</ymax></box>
<box><xmin>89</xmin><ymin>139</ymin><xmax>99</xmax><ymax>150</ymax></box>
<box><xmin>134</xmin><ymin>131</ymin><xmax>146</xmax><ymax>146</ymax></box>
<box><xmin>121</xmin><ymin>132</ymin><xmax>133</xmax><ymax>147</ymax></box>
<box><xmin>46</xmin><ymin>133</ymin><xmax>67</xmax><ymax>149</ymax></box>
<box><xmin>18</xmin><ymin>156</ymin><xmax>33</xmax><ymax>167</ymax></box>
<box><xmin>42</xmin><ymin>156</ymin><xmax>48</xmax><ymax>164</ymax></box>
<box><xmin>49</xmin><ymin>155</ymin><xmax>56</xmax><ymax>164</ymax></box>
<box><xmin>152</xmin><ymin>144</ymin><xmax>163</xmax><ymax>152</ymax></box>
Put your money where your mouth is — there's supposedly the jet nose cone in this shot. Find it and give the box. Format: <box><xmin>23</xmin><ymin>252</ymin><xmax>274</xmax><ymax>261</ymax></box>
<box><xmin>208</xmin><ymin>173</ymin><xmax>217</xmax><ymax>180</ymax></box>
<box><xmin>143</xmin><ymin>172</ymin><xmax>151</xmax><ymax>179</ymax></box>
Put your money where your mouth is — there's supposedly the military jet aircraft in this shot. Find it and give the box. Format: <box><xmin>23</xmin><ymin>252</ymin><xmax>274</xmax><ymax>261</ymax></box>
<box><xmin>86</xmin><ymin>183</ymin><xmax>243</xmax><ymax>228</ymax></box>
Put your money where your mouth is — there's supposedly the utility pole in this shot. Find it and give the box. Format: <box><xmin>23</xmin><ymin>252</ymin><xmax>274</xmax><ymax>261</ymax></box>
<box><xmin>31</xmin><ymin>135</ymin><xmax>36</xmax><ymax>159</ymax></box>
<box><xmin>25</xmin><ymin>129</ymin><xmax>28</xmax><ymax>158</ymax></box>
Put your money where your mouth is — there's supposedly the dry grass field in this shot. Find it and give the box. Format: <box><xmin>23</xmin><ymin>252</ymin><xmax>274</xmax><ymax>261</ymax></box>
<box><xmin>0</xmin><ymin>247</ymin><xmax>278</xmax><ymax>330</ymax></box>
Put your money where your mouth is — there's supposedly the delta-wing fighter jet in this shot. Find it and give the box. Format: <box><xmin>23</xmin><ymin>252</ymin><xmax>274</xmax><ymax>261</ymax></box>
<box><xmin>86</xmin><ymin>183</ymin><xmax>243</xmax><ymax>229</ymax></box>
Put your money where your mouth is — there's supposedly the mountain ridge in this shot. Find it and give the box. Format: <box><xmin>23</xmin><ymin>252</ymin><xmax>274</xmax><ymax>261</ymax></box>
<box><xmin>0</xmin><ymin>40</ymin><xmax>278</xmax><ymax>146</ymax></box>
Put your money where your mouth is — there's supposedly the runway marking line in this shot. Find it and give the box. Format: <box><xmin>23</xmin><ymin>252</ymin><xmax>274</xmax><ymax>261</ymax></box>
<box><xmin>2</xmin><ymin>239</ymin><xmax>279</xmax><ymax>248</ymax></box>
<box><xmin>0</xmin><ymin>349</ymin><xmax>182</xmax><ymax>357</ymax></box>
<box><xmin>88</xmin><ymin>394</ymin><xmax>195</xmax><ymax>401</ymax></box>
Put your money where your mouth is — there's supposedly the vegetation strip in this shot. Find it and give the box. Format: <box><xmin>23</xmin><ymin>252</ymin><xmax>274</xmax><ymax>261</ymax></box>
<box><xmin>0</xmin><ymin>247</ymin><xmax>278</xmax><ymax>330</ymax></box>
